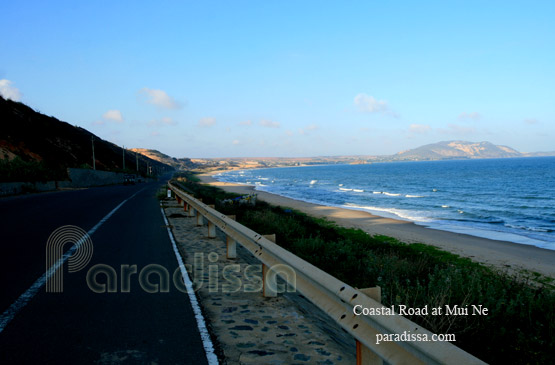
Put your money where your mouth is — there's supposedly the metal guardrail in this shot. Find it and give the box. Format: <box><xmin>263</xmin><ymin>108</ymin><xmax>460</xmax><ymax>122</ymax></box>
<box><xmin>168</xmin><ymin>182</ymin><xmax>486</xmax><ymax>365</ymax></box>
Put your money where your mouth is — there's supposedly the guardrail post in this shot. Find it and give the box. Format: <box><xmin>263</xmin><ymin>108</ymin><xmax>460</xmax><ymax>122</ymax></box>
<box><xmin>357</xmin><ymin>286</ymin><xmax>383</xmax><ymax>365</ymax></box>
<box><xmin>196</xmin><ymin>212</ymin><xmax>203</xmax><ymax>226</ymax></box>
<box><xmin>207</xmin><ymin>220</ymin><xmax>216</xmax><ymax>238</ymax></box>
<box><xmin>184</xmin><ymin>202</ymin><xmax>188</xmax><ymax>211</ymax></box>
<box><xmin>226</xmin><ymin>236</ymin><xmax>237</xmax><ymax>258</ymax></box>
<box><xmin>263</xmin><ymin>264</ymin><xmax>277</xmax><ymax>297</ymax></box>
<box><xmin>226</xmin><ymin>215</ymin><xmax>237</xmax><ymax>259</ymax></box>
<box><xmin>205</xmin><ymin>205</ymin><xmax>217</xmax><ymax>237</ymax></box>
<box><xmin>263</xmin><ymin>234</ymin><xmax>276</xmax><ymax>243</ymax></box>
<box><xmin>263</xmin><ymin>234</ymin><xmax>277</xmax><ymax>297</ymax></box>
<box><xmin>176</xmin><ymin>196</ymin><xmax>182</xmax><ymax>204</ymax></box>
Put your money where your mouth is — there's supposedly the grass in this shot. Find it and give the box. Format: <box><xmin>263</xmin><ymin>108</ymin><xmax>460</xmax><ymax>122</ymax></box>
<box><xmin>171</xmin><ymin>171</ymin><xmax>554</xmax><ymax>364</ymax></box>
<box><xmin>0</xmin><ymin>157</ymin><xmax>66</xmax><ymax>182</ymax></box>
<box><xmin>157</xmin><ymin>185</ymin><xmax>169</xmax><ymax>200</ymax></box>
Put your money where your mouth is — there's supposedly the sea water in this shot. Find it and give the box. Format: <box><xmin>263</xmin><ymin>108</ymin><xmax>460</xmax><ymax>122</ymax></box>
<box><xmin>214</xmin><ymin>157</ymin><xmax>555</xmax><ymax>250</ymax></box>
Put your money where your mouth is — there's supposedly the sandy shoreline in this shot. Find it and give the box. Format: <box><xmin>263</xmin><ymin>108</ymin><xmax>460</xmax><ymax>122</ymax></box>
<box><xmin>199</xmin><ymin>172</ymin><xmax>555</xmax><ymax>278</ymax></box>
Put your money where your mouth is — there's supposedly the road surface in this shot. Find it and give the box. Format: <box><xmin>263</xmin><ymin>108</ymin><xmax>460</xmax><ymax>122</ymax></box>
<box><xmin>0</xmin><ymin>179</ymin><xmax>210</xmax><ymax>364</ymax></box>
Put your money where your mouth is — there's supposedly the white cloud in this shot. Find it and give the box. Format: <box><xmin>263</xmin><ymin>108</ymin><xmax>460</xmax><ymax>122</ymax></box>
<box><xmin>239</xmin><ymin>120</ymin><xmax>252</xmax><ymax>126</ymax></box>
<box><xmin>150</xmin><ymin>131</ymin><xmax>160</xmax><ymax>137</ymax></box>
<box><xmin>439</xmin><ymin>123</ymin><xmax>476</xmax><ymax>135</ymax></box>
<box><xmin>409</xmin><ymin>124</ymin><xmax>431</xmax><ymax>134</ymax></box>
<box><xmin>139</xmin><ymin>87</ymin><xmax>181</xmax><ymax>109</ymax></box>
<box><xmin>0</xmin><ymin>79</ymin><xmax>21</xmax><ymax>101</ymax></box>
<box><xmin>524</xmin><ymin>118</ymin><xmax>538</xmax><ymax>125</ymax></box>
<box><xmin>232</xmin><ymin>139</ymin><xmax>241</xmax><ymax>145</ymax></box>
<box><xmin>92</xmin><ymin>120</ymin><xmax>105</xmax><ymax>126</ymax></box>
<box><xmin>458</xmin><ymin>112</ymin><xmax>481</xmax><ymax>120</ymax></box>
<box><xmin>198</xmin><ymin>117</ymin><xmax>216</xmax><ymax>127</ymax></box>
<box><xmin>148</xmin><ymin>117</ymin><xmax>176</xmax><ymax>127</ymax></box>
<box><xmin>102</xmin><ymin>109</ymin><xmax>124</xmax><ymax>122</ymax></box>
<box><xmin>354</xmin><ymin>93</ymin><xmax>390</xmax><ymax>114</ymax></box>
<box><xmin>260</xmin><ymin>119</ymin><xmax>280</xmax><ymax>128</ymax></box>
<box><xmin>299</xmin><ymin>124</ymin><xmax>319</xmax><ymax>135</ymax></box>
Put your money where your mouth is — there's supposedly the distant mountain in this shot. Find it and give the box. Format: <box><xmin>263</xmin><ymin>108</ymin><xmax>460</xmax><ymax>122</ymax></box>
<box><xmin>523</xmin><ymin>151</ymin><xmax>555</xmax><ymax>157</ymax></box>
<box><xmin>393</xmin><ymin>141</ymin><xmax>523</xmax><ymax>161</ymax></box>
<box><xmin>0</xmin><ymin>96</ymin><xmax>173</xmax><ymax>180</ymax></box>
<box><xmin>141</xmin><ymin>140</ymin><xmax>552</xmax><ymax>173</ymax></box>
<box><xmin>130</xmin><ymin>148</ymin><xmax>199</xmax><ymax>170</ymax></box>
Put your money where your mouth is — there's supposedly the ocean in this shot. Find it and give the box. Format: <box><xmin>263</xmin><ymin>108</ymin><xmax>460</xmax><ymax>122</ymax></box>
<box><xmin>214</xmin><ymin>157</ymin><xmax>555</xmax><ymax>250</ymax></box>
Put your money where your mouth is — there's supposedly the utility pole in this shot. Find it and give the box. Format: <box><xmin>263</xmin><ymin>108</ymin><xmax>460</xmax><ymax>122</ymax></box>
<box><xmin>122</xmin><ymin>146</ymin><xmax>125</xmax><ymax>170</ymax></box>
<box><xmin>136</xmin><ymin>152</ymin><xmax>139</xmax><ymax>172</ymax></box>
<box><xmin>91</xmin><ymin>136</ymin><xmax>96</xmax><ymax>170</ymax></box>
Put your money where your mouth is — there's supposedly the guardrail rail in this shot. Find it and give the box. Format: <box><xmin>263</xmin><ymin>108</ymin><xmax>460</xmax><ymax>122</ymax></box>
<box><xmin>168</xmin><ymin>181</ymin><xmax>486</xmax><ymax>365</ymax></box>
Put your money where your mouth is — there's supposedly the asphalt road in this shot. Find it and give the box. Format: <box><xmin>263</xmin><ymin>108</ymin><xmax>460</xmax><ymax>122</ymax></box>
<box><xmin>0</xmin><ymin>178</ymin><xmax>210</xmax><ymax>364</ymax></box>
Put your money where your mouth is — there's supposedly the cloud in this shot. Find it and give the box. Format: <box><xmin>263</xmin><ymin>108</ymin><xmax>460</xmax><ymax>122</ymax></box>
<box><xmin>299</xmin><ymin>124</ymin><xmax>319</xmax><ymax>135</ymax></box>
<box><xmin>150</xmin><ymin>131</ymin><xmax>160</xmax><ymax>137</ymax></box>
<box><xmin>0</xmin><ymin>79</ymin><xmax>21</xmax><ymax>101</ymax></box>
<box><xmin>102</xmin><ymin>109</ymin><xmax>124</xmax><ymax>122</ymax></box>
<box><xmin>354</xmin><ymin>93</ymin><xmax>390</xmax><ymax>114</ymax></box>
<box><xmin>139</xmin><ymin>87</ymin><xmax>181</xmax><ymax>109</ymax></box>
<box><xmin>198</xmin><ymin>117</ymin><xmax>216</xmax><ymax>127</ymax></box>
<box><xmin>232</xmin><ymin>139</ymin><xmax>241</xmax><ymax>145</ymax></box>
<box><xmin>148</xmin><ymin>117</ymin><xmax>176</xmax><ymax>127</ymax></box>
<box><xmin>458</xmin><ymin>112</ymin><xmax>481</xmax><ymax>120</ymax></box>
<box><xmin>409</xmin><ymin>124</ymin><xmax>431</xmax><ymax>134</ymax></box>
<box><xmin>524</xmin><ymin>118</ymin><xmax>538</xmax><ymax>125</ymax></box>
<box><xmin>92</xmin><ymin>120</ymin><xmax>105</xmax><ymax>126</ymax></box>
<box><xmin>260</xmin><ymin>119</ymin><xmax>281</xmax><ymax>128</ymax></box>
<box><xmin>239</xmin><ymin>120</ymin><xmax>252</xmax><ymax>126</ymax></box>
<box><xmin>439</xmin><ymin>123</ymin><xmax>476</xmax><ymax>135</ymax></box>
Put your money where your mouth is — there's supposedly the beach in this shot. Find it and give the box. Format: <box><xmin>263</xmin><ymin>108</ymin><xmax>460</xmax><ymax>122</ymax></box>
<box><xmin>199</xmin><ymin>173</ymin><xmax>555</xmax><ymax>278</ymax></box>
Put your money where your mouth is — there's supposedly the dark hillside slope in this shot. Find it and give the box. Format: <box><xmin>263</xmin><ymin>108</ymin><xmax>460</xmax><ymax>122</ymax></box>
<box><xmin>0</xmin><ymin>96</ymin><xmax>173</xmax><ymax>180</ymax></box>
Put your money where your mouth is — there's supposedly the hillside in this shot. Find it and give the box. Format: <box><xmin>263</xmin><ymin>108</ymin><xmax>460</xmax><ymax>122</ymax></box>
<box><xmin>393</xmin><ymin>141</ymin><xmax>523</xmax><ymax>161</ymax></box>
<box><xmin>140</xmin><ymin>139</ymin><xmax>549</xmax><ymax>173</ymax></box>
<box><xmin>130</xmin><ymin>148</ymin><xmax>199</xmax><ymax>170</ymax></box>
<box><xmin>161</xmin><ymin>141</ymin><xmax>538</xmax><ymax>172</ymax></box>
<box><xmin>0</xmin><ymin>96</ymin><xmax>173</xmax><ymax>181</ymax></box>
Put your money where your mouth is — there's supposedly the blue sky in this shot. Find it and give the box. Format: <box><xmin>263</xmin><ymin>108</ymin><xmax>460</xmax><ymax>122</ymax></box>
<box><xmin>1</xmin><ymin>1</ymin><xmax>553</xmax><ymax>158</ymax></box>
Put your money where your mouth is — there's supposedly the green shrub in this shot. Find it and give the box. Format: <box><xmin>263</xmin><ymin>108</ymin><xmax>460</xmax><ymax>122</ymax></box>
<box><xmin>0</xmin><ymin>157</ymin><xmax>66</xmax><ymax>182</ymax></box>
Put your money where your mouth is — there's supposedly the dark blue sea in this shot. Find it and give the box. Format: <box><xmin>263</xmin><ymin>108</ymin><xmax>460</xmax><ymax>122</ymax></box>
<box><xmin>215</xmin><ymin>157</ymin><xmax>555</xmax><ymax>250</ymax></box>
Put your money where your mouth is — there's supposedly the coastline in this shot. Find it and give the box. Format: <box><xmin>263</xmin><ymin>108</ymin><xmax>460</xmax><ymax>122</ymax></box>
<box><xmin>199</xmin><ymin>172</ymin><xmax>555</xmax><ymax>278</ymax></box>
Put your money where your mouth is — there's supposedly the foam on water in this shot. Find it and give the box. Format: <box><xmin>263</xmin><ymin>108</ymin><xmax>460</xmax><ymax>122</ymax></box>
<box><xmin>343</xmin><ymin>203</ymin><xmax>433</xmax><ymax>223</ymax></box>
<box><xmin>215</xmin><ymin>158</ymin><xmax>555</xmax><ymax>249</ymax></box>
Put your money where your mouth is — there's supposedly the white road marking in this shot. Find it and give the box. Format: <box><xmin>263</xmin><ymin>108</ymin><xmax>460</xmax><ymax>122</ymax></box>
<box><xmin>161</xmin><ymin>205</ymin><xmax>219</xmax><ymax>365</ymax></box>
<box><xmin>0</xmin><ymin>188</ymin><xmax>146</xmax><ymax>333</ymax></box>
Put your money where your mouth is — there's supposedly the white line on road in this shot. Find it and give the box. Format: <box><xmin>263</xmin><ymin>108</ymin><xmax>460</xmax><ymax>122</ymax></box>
<box><xmin>0</xmin><ymin>188</ymin><xmax>146</xmax><ymax>333</ymax></box>
<box><xmin>161</xmin><ymin>205</ymin><xmax>219</xmax><ymax>365</ymax></box>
